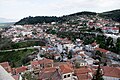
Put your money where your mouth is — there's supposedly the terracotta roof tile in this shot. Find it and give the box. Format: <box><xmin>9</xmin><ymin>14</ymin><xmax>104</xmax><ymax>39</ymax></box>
<box><xmin>95</xmin><ymin>48</ymin><xmax>108</xmax><ymax>53</ymax></box>
<box><xmin>31</xmin><ymin>58</ymin><xmax>53</xmax><ymax>68</ymax></box>
<box><xmin>74</xmin><ymin>67</ymin><xmax>92</xmax><ymax>74</ymax></box>
<box><xmin>31</xmin><ymin>60</ymin><xmax>39</xmax><ymax>67</ymax></box>
<box><xmin>102</xmin><ymin>66</ymin><xmax>120</xmax><ymax>78</ymax></box>
<box><xmin>59</xmin><ymin>64</ymin><xmax>73</xmax><ymax>74</ymax></box>
<box><xmin>76</xmin><ymin>74</ymin><xmax>92</xmax><ymax>80</ymax></box>
<box><xmin>15</xmin><ymin>66</ymin><xmax>27</xmax><ymax>74</ymax></box>
<box><xmin>0</xmin><ymin>62</ymin><xmax>9</xmax><ymax>68</ymax></box>
<box><xmin>74</xmin><ymin>67</ymin><xmax>93</xmax><ymax>80</ymax></box>
<box><xmin>39</xmin><ymin>67</ymin><xmax>61</xmax><ymax>80</ymax></box>
<box><xmin>112</xmin><ymin>27</ymin><xmax>119</xmax><ymax>30</ymax></box>
<box><xmin>42</xmin><ymin>67</ymin><xmax>57</xmax><ymax>73</ymax></box>
<box><xmin>38</xmin><ymin>58</ymin><xmax>53</xmax><ymax>64</ymax></box>
<box><xmin>0</xmin><ymin>62</ymin><xmax>12</xmax><ymax>73</ymax></box>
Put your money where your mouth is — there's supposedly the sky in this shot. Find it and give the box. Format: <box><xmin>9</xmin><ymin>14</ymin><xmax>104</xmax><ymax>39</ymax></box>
<box><xmin>0</xmin><ymin>0</ymin><xmax>120</xmax><ymax>21</ymax></box>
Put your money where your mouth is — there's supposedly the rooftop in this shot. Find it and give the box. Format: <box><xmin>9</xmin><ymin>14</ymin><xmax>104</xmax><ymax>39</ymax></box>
<box><xmin>59</xmin><ymin>64</ymin><xmax>73</xmax><ymax>74</ymax></box>
<box><xmin>102</xmin><ymin>66</ymin><xmax>120</xmax><ymax>78</ymax></box>
<box><xmin>95</xmin><ymin>48</ymin><xmax>109</xmax><ymax>53</ymax></box>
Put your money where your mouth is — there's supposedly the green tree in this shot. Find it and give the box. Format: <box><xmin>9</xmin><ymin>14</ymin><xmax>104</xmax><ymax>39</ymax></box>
<box><xmin>116</xmin><ymin>38</ymin><xmax>120</xmax><ymax>54</ymax></box>
<box><xmin>67</xmin><ymin>52</ymin><xmax>72</xmax><ymax>59</ymax></box>
<box><xmin>95</xmin><ymin>51</ymin><xmax>103</xmax><ymax>57</ymax></box>
<box><xmin>106</xmin><ymin>37</ymin><xmax>113</xmax><ymax>47</ymax></box>
<box><xmin>92</xmin><ymin>64</ymin><xmax>104</xmax><ymax>80</ymax></box>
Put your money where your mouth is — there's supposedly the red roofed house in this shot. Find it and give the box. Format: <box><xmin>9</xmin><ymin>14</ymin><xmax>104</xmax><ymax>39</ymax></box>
<box><xmin>38</xmin><ymin>67</ymin><xmax>61</xmax><ymax>80</ymax></box>
<box><xmin>38</xmin><ymin>62</ymin><xmax>75</xmax><ymax>80</ymax></box>
<box><xmin>102</xmin><ymin>66</ymin><xmax>120</xmax><ymax>80</ymax></box>
<box><xmin>102</xmin><ymin>27</ymin><xmax>119</xmax><ymax>34</ymax></box>
<box><xmin>59</xmin><ymin>64</ymin><xmax>76</xmax><ymax>80</ymax></box>
<box><xmin>0</xmin><ymin>62</ymin><xmax>12</xmax><ymax>73</ymax></box>
<box><xmin>31</xmin><ymin>58</ymin><xmax>53</xmax><ymax>73</ymax></box>
<box><xmin>95</xmin><ymin>48</ymin><xmax>109</xmax><ymax>54</ymax></box>
<box><xmin>15</xmin><ymin>66</ymin><xmax>27</xmax><ymax>74</ymax></box>
<box><xmin>74</xmin><ymin>67</ymin><xmax>93</xmax><ymax>80</ymax></box>
<box><xmin>31</xmin><ymin>60</ymin><xmax>40</xmax><ymax>71</ymax></box>
<box><xmin>38</xmin><ymin>58</ymin><xmax>53</xmax><ymax>68</ymax></box>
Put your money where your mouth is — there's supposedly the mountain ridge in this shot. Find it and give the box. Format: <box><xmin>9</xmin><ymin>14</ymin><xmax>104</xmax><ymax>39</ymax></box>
<box><xmin>15</xmin><ymin>9</ymin><xmax>120</xmax><ymax>25</ymax></box>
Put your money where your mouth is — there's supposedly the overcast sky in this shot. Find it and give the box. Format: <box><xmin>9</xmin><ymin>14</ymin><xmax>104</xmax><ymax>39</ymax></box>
<box><xmin>0</xmin><ymin>0</ymin><xmax>120</xmax><ymax>21</ymax></box>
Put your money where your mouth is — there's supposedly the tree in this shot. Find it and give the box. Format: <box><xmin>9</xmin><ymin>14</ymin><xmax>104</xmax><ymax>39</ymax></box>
<box><xmin>116</xmin><ymin>38</ymin><xmax>120</xmax><ymax>54</ymax></box>
<box><xmin>95</xmin><ymin>51</ymin><xmax>103</xmax><ymax>57</ymax></box>
<box><xmin>75</xmin><ymin>62</ymin><xmax>80</xmax><ymax>68</ymax></box>
<box><xmin>96</xmin><ymin>28</ymin><xmax>103</xmax><ymax>33</ymax></box>
<box><xmin>95</xmin><ymin>51</ymin><xmax>107</xmax><ymax>65</ymax></box>
<box><xmin>22</xmin><ymin>72</ymin><xmax>37</xmax><ymax>80</ymax></box>
<box><xmin>96</xmin><ymin>35</ymin><xmax>106</xmax><ymax>49</ymax></box>
<box><xmin>92</xmin><ymin>64</ymin><xmax>104</xmax><ymax>80</ymax></box>
<box><xmin>106</xmin><ymin>37</ymin><xmax>113</xmax><ymax>48</ymax></box>
<box><xmin>93</xmin><ymin>50</ymin><xmax>104</xmax><ymax>79</ymax></box>
<box><xmin>67</xmin><ymin>52</ymin><xmax>72</xmax><ymax>59</ymax></box>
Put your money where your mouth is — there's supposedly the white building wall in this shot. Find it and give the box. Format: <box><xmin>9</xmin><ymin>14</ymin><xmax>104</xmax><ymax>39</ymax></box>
<box><xmin>103</xmin><ymin>76</ymin><xmax>120</xmax><ymax>80</ymax></box>
<box><xmin>0</xmin><ymin>65</ymin><xmax>15</xmax><ymax>80</ymax></box>
<box><xmin>62</xmin><ymin>72</ymin><xmax>74</xmax><ymax>80</ymax></box>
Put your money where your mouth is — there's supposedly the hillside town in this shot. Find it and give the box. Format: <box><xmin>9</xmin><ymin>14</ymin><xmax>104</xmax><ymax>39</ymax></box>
<box><xmin>0</xmin><ymin>14</ymin><xmax>120</xmax><ymax>80</ymax></box>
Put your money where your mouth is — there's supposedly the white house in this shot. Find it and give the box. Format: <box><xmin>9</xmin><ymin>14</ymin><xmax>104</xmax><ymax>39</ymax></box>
<box><xmin>102</xmin><ymin>27</ymin><xmax>119</xmax><ymax>34</ymax></box>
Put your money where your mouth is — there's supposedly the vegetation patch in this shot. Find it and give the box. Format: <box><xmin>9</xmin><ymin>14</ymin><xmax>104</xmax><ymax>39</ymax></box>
<box><xmin>0</xmin><ymin>49</ymin><xmax>35</xmax><ymax>67</ymax></box>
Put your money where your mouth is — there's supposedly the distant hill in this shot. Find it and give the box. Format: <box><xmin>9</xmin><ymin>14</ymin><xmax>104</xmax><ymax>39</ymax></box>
<box><xmin>14</xmin><ymin>16</ymin><xmax>62</xmax><ymax>25</ymax></box>
<box><xmin>0</xmin><ymin>22</ymin><xmax>15</xmax><ymax>28</ymax></box>
<box><xmin>66</xmin><ymin>11</ymin><xmax>97</xmax><ymax>16</ymax></box>
<box><xmin>99</xmin><ymin>9</ymin><xmax>120</xmax><ymax>22</ymax></box>
<box><xmin>15</xmin><ymin>9</ymin><xmax>120</xmax><ymax>25</ymax></box>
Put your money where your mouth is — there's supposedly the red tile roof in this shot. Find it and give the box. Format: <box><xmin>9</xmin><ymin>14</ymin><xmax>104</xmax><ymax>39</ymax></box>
<box><xmin>31</xmin><ymin>60</ymin><xmax>39</xmax><ymax>67</ymax></box>
<box><xmin>102</xmin><ymin>66</ymin><xmax>120</xmax><ymax>78</ymax></box>
<box><xmin>95</xmin><ymin>48</ymin><xmax>108</xmax><ymax>53</ymax></box>
<box><xmin>0</xmin><ymin>62</ymin><xmax>12</xmax><ymax>73</ymax></box>
<box><xmin>74</xmin><ymin>67</ymin><xmax>92</xmax><ymax>80</ymax></box>
<box><xmin>39</xmin><ymin>67</ymin><xmax>61</xmax><ymax>80</ymax></box>
<box><xmin>76</xmin><ymin>74</ymin><xmax>92</xmax><ymax>80</ymax></box>
<box><xmin>59</xmin><ymin>64</ymin><xmax>73</xmax><ymax>74</ymax></box>
<box><xmin>53</xmin><ymin>62</ymin><xmax>72</xmax><ymax>67</ymax></box>
<box><xmin>42</xmin><ymin>67</ymin><xmax>57</xmax><ymax>73</ymax></box>
<box><xmin>102</xmin><ymin>27</ymin><xmax>119</xmax><ymax>30</ymax></box>
<box><xmin>38</xmin><ymin>58</ymin><xmax>53</xmax><ymax>64</ymax></box>
<box><xmin>112</xmin><ymin>27</ymin><xmax>119</xmax><ymax>30</ymax></box>
<box><xmin>0</xmin><ymin>62</ymin><xmax>9</xmax><ymax>68</ymax></box>
<box><xmin>74</xmin><ymin>67</ymin><xmax>92</xmax><ymax>74</ymax></box>
<box><xmin>31</xmin><ymin>58</ymin><xmax>53</xmax><ymax>68</ymax></box>
<box><xmin>15</xmin><ymin>66</ymin><xmax>27</xmax><ymax>74</ymax></box>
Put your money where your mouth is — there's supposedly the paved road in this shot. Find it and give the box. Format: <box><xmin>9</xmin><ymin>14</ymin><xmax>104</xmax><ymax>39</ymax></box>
<box><xmin>0</xmin><ymin>46</ymin><xmax>40</xmax><ymax>52</ymax></box>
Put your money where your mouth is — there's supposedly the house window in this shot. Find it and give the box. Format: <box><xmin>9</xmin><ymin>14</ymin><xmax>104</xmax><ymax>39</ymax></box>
<box><xmin>64</xmin><ymin>75</ymin><xmax>67</xmax><ymax>78</ymax></box>
<box><xmin>68</xmin><ymin>74</ymin><xmax>70</xmax><ymax>77</ymax></box>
